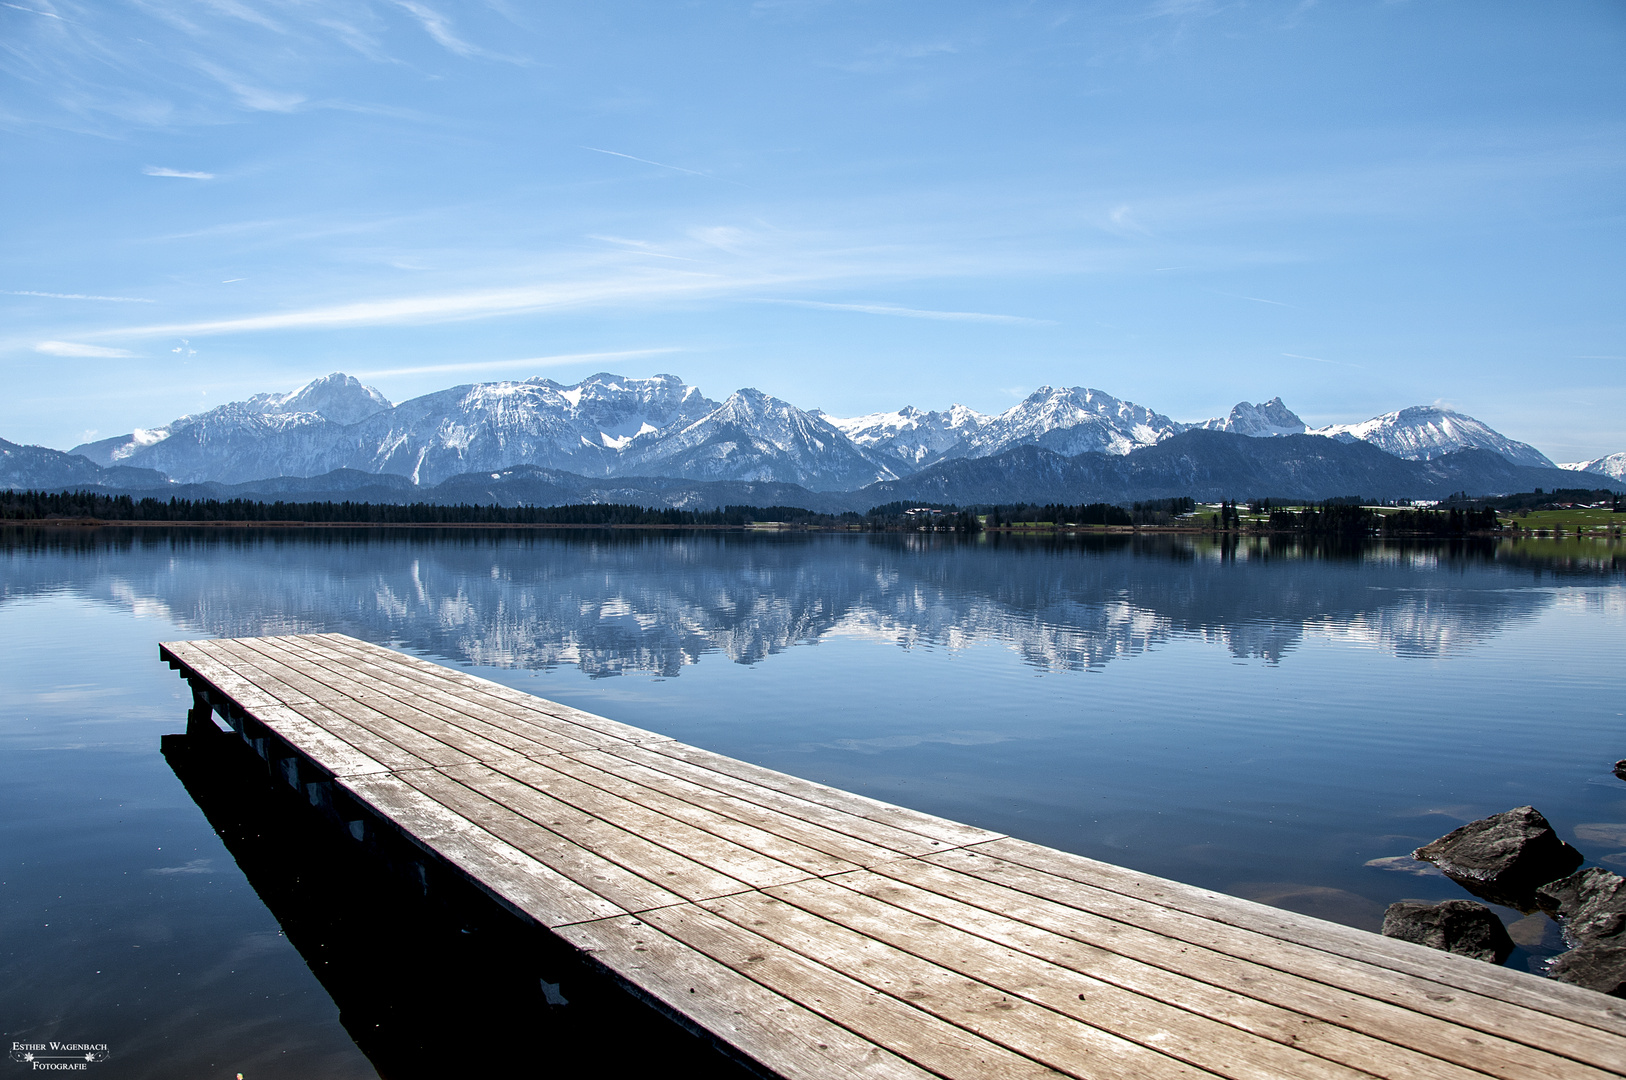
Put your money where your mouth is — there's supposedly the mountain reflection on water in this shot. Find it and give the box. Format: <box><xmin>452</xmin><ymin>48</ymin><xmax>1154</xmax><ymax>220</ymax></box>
<box><xmin>4</xmin><ymin>528</ymin><xmax>1618</xmax><ymax>677</ymax></box>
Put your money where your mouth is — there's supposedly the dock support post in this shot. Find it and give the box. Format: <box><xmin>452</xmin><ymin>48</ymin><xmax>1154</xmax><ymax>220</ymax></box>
<box><xmin>186</xmin><ymin>685</ymin><xmax>218</xmax><ymax>737</ymax></box>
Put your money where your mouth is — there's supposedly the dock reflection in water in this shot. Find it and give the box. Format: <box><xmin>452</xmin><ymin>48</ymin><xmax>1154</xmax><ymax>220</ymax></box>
<box><xmin>160</xmin><ymin>724</ymin><xmax>754</xmax><ymax>1080</ymax></box>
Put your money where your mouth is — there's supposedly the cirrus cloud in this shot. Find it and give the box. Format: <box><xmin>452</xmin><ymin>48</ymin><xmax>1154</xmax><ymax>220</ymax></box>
<box><xmin>35</xmin><ymin>341</ymin><xmax>138</xmax><ymax>357</ymax></box>
<box><xmin>144</xmin><ymin>166</ymin><xmax>215</xmax><ymax>179</ymax></box>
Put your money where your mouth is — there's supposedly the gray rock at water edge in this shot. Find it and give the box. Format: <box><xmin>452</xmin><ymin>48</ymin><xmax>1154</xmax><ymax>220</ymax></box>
<box><xmin>1546</xmin><ymin>944</ymin><xmax>1626</xmax><ymax>997</ymax></box>
<box><xmin>1413</xmin><ymin>805</ymin><xmax>1585</xmax><ymax>910</ymax></box>
<box><xmin>1381</xmin><ymin>899</ymin><xmax>1516</xmax><ymax>964</ymax></box>
<box><xmin>1533</xmin><ymin>868</ymin><xmax>1626</xmax><ymax>996</ymax></box>
<box><xmin>1613</xmin><ymin>759</ymin><xmax>1626</xmax><ymax>782</ymax></box>
<box><xmin>1537</xmin><ymin>867</ymin><xmax>1626</xmax><ymax>946</ymax></box>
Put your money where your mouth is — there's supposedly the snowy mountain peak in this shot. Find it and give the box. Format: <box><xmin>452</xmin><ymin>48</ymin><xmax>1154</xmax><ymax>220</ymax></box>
<box><xmin>822</xmin><ymin>403</ymin><xmax>991</xmax><ymax>468</ymax></box>
<box><xmin>1198</xmin><ymin>398</ymin><xmax>1308</xmax><ymax>437</ymax></box>
<box><xmin>58</xmin><ymin>370</ymin><xmax>1567</xmax><ymax>490</ymax></box>
<box><xmin>266</xmin><ymin>373</ymin><xmax>393</xmax><ymax>425</ymax></box>
<box><xmin>1559</xmin><ymin>452</ymin><xmax>1626</xmax><ymax>481</ymax></box>
<box><xmin>979</xmin><ymin>385</ymin><xmax>1186</xmax><ymax>457</ymax></box>
<box><xmin>520</xmin><ymin>373</ymin><xmax>713</xmax><ymax>439</ymax></box>
<box><xmin>619</xmin><ymin>386</ymin><xmax>898</xmax><ymax>490</ymax></box>
<box><xmin>1313</xmin><ymin>406</ymin><xmax>1554</xmax><ymax>468</ymax></box>
<box><xmin>70</xmin><ymin>371</ymin><xmax>392</xmax><ymax>465</ymax></box>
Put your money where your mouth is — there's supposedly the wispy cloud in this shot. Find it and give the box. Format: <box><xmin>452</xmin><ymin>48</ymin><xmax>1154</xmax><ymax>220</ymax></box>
<box><xmin>6</xmin><ymin>290</ymin><xmax>152</xmax><ymax>302</ymax></box>
<box><xmin>357</xmin><ymin>347</ymin><xmax>685</xmax><ymax>378</ymax></box>
<box><xmin>2</xmin><ymin>2</ymin><xmax>63</xmax><ymax>18</ymax></box>
<box><xmin>394</xmin><ymin>1</ymin><xmax>522</xmax><ymax>62</ymax></box>
<box><xmin>1283</xmin><ymin>351</ymin><xmax>1359</xmax><ymax>368</ymax></box>
<box><xmin>193</xmin><ymin>60</ymin><xmax>305</xmax><ymax>112</ymax></box>
<box><xmin>1213</xmin><ymin>289</ymin><xmax>1291</xmax><ymax>307</ymax></box>
<box><xmin>759</xmin><ymin>299</ymin><xmax>1054</xmax><ymax>325</ymax></box>
<box><xmin>583</xmin><ymin>146</ymin><xmax>712</xmax><ymax>179</ymax></box>
<box><xmin>144</xmin><ymin>166</ymin><xmax>215</xmax><ymax>180</ymax></box>
<box><xmin>200</xmin><ymin>0</ymin><xmax>284</xmax><ymax>34</ymax></box>
<box><xmin>587</xmin><ymin>235</ymin><xmax>697</xmax><ymax>261</ymax></box>
<box><xmin>394</xmin><ymin>0</ymin><xmax>475</xmax><ymax>54</ymax></box>
<box><xmin>1106</xmin><ymin>204</ymin><xmax>1149</xmax><ymax>235</ymax></box>
<box><xmin>35</xmin><ymin>341</ymin><xmax>138</xmax><ymax>357</ymax></box>
<box><xmin>87</xmin><ymin>270</ymin><xmax>740</xmax><ymax>339</ymax></box>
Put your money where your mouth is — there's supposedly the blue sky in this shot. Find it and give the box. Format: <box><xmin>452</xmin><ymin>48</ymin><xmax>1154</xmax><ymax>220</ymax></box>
<box><xmin>2</xmin><ymin>0</ymin><xmax>1622</xmax><ymax>460</ymax></box>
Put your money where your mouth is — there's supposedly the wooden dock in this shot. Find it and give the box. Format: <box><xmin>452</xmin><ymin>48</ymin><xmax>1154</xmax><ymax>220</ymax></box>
<box><xmin>160</xmin><ymin>633</ymin><xmax>1626</xmax><ymax>1080</ymax></box>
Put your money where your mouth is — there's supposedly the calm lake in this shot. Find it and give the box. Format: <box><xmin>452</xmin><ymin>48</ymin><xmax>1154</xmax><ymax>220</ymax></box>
<box><xmin>3</xmin><ymin>527</ymin><xmax>1624</xmax><ymax>1077</ymax></box>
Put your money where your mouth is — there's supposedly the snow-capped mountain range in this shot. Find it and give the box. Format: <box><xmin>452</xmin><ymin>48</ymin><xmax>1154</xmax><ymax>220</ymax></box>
<box><xmin>1559</xmin><ymin>452</ymin><xmax>1626</xmax><ymax>482</ymax></box>
<box><xmin>58</xmin><ymin>370</ymin><xmax>1605</xmax><ymax>492</ymax></box>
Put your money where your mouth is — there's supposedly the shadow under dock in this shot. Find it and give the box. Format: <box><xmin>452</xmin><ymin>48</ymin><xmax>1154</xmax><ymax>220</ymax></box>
<box><xmin>161</xmin><ymin>725</ymin><xmax>758</xmax><ymax>1080</ymax></box>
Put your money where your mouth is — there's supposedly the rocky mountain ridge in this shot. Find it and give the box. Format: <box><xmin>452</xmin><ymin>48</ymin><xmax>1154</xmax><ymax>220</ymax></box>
<box><xmin>59</xmin><ymin>370</ymin><xmax>1573</xmax><ymax>492</ymax></box>
<box><xmin>1560</xmin><ymin>452</ymin><xmax>1626</xmax><ymax>482</ymax></box>
<box><xmin>9</xmin><ymin>429</ymin><xmax>1621</xmax><ymax>512</ymax></box>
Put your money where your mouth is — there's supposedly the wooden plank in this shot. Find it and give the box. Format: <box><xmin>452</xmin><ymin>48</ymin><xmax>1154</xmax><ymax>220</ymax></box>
<box><xmin>392</xmin><ymin>766</ymin><xmax>687</xmax><ymax>915</ymax></box>
<box><xmin>189</xmin><ymin>638</ymin><xmax>321</xmax><ymax>707</ymax></box>
<box><xmin>466</xmin><ymin>758</ymin><xmax>821</xmax><ymax>891</ymax></box>
<box><xmin>310</xmin><ymin>634</ymin><xmax>670</xmax><ymax>747</ymax></box>
<box><xmin>219</xmin><ymin>638</ymin><xmax>526</xmax><ymax>767</ymax></box>
<box><xmin>634</xmin><ymin>902</ymin><xmax>1075</xmax><ymax>1080</ymax></box>
<box><xmin>594</xmin><ymin>741</ymin><xmax>992</xmax><ymax>859</ymax></box>
<box><xmin>250</xmin><ymin>704</ymin><xmax>392</xmax><ymax>779</ymax></box>
<box><xmin>555</xmin><ymin>915</ymin><xmax>939</xmax><ymax>1080</ymax></box>
<box><xmin>691</xmin><ymin>890</ymin><xmax>1212</xmax><ymax>1080</ymax></box>
<box><xmin>642</xmin><ymin>740</ymin><xmax>1003</xmax><ymax>850</ymax></box>
<box><xmin>254</xmin><ymin>701</ymin><xmax>428</xmax><ymax>776</ymax></box>
<box><xmin>438</xmin><ymin>762</ymin><xmax>756</xmax><ymax>903</ymax></box>
<box><xmin>166</xmin><ymin>643</ymin><xmax>396</xmax><ymax>778</ymax></box>
<box><xmin>841</xmin><ymin>862</ymin><xmax>1488</xmax><ymax>1080</ymax></box>
<box><xmin>163</xmin><ymin>640</ymin><xmax>292</xmax><ymax>712</ymax></box>
<box><xmin>276</xmin><ymin>633</ymin><xmax>604</xmax><ymax>753</ymax></box>
<box><xmin>203</xmin><ymin>640</ymin><xmax>473</xmax><ymax>771</ymax></box>
<box><xmin>927</xmin><ymin>846</ymin><xmax>1626</xmax><ymax>1078</ymax></box>
<box><xmin>769</xmin><ymin>873</ymin><xmax>1450</xmax><ymax>1080</ymax></box>
<box><xmin>524</xmin><ymin>751</ymin><xmax>861</xmax><ymax>879</ymax></box>
<box><xmin>564</xmin><ymin>748</ymin><xmax>904</xmax><ymax>868</ymax></box>
<box><xmin>976</xmin><ymin>837</ymin><xmax>1626</xmax><ymax>1036</ymax></box>
<box><xmin>268</xmin><ymin>636</ymin><xmax>607</xmax><ymax>758</ymax></box>
<box><xmin>563</xmin><ymin>747</ymin><xmax>904</xmax><ymax>869</ymax></box>
<box><xmin>340</xmin><ymin>773</ymin><xmax>623</xmax><ymax>928</ymax></box>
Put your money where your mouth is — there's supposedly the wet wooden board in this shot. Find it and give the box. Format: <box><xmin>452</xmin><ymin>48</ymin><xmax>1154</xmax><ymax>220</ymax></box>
<box><xmin>160</xmin><ymin>633</ymin><xmax>1626</xmax><ymax>1080</ymax></box>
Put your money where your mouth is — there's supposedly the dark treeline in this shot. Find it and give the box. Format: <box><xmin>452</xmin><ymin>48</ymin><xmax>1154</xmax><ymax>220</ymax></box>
<box><xmin>984</xmin><ymin>502</ymin><xmax>1133</xmax><ymax>527</ymax></box>
<box><xmin>0</xmin><ymin>490</ymin><xmax>875</xmax><ymax>528</ymax></box>
<box><xmin>1441</xmin><ymin>488</ymin><xmax>1622</xmax><ymax>513</ymax></box>
<box><xmin>1267</xmin><ymin>503</ymin><xmax>1500</xmax><ymax>536</ymax></box>
<box><xmin>6</xmin><ymin>488</ymin><xmax>1585</xmax><ymax>535</ymax></box>
<box><xmin>861</xmin><ymin>501</ymin><xmax>981</xmax><ymax>531</ymax></box>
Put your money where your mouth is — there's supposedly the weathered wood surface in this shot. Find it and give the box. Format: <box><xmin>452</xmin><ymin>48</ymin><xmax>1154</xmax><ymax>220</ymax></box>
<box><xmin>161</xmin><ymin>633</ymin><xmax>1626</xmax><ymax>1080</ymax></box>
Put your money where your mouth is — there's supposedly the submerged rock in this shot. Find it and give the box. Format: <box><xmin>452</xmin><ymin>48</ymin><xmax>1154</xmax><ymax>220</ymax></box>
<box><xmin>1381</xmin><ymin>899</ymin><xmax>1515</xmax><ymax>964</ymax></box>
<box><xmin>1413</xmin><ymin>806</ymin><xmax>1584</xmax><ymax>910</ymax></box>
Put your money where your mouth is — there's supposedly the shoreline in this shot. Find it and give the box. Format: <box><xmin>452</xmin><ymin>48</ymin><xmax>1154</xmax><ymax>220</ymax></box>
<box><xmin>0</xmin><ymin>517</ymin><xmax>1556</xmax><ymax>538</ymax></box>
